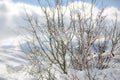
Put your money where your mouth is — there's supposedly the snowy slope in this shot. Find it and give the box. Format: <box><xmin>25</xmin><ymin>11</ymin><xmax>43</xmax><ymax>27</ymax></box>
<box><xmin>0</xmin><ymin>47</ymin><xmax>32</xmax><ymax>80</ymax></box>
<box><xmin>0</xmin><ymin>46</ymin><xmax>120</xmax><ymax>80</ymax></box>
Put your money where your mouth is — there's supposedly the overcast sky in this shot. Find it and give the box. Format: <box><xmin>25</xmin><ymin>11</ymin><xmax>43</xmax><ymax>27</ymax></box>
<box><xmin>0</xmin><ymin>0</ymin><xmax>120</xmax><ymax>50</ymax></box>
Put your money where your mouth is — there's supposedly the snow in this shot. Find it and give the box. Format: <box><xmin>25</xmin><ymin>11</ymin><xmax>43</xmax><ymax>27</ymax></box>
<box><xmin>0</xmin><ymin>47</ymin><xmax>32</xmax><ymax>80</ymax></box>
<box><xmin>0</xmin><ymin>42</ymin><xmax>120</xmax><ymax>80</ymax></box>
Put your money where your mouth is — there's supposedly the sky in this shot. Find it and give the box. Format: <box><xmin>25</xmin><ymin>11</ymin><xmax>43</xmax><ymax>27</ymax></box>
<box><xmin>0</xmin><ymin>0</ymin><xmax>120</xmax><ymax>50</ymax></box>
<box><xmin>13</xmin><ymin>0</ymin><xmax>120</xmax><ymax>10</ymax></box>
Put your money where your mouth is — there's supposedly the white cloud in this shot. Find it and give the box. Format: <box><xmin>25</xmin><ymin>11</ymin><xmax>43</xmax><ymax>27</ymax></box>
<box><xmin>0</xmin><ymin>0</ymin><xmax>120</xmax><ymax>48</ymax></box>
<box><xmin>0</xmin><ymin>0</ymin><xmax>42</xmax><ymax>47</ymax></box>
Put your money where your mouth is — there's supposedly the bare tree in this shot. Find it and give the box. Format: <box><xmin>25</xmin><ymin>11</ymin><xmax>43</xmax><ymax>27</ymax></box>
<box><xmin>21</xmin><ymin>0</ymin><xmax>120</xmax><ymax>80</ymax></box>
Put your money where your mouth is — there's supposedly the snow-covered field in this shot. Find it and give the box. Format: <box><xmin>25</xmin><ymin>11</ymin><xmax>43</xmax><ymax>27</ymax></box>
<box><xmin>0</xmin><ymin>45</ymin><xmax>120</xmax><ymax>80</ymax></box>
<box><xmin>0</xmin><ymin>47</ymin><xmax>33</xmax><ymax>80</ymax></box>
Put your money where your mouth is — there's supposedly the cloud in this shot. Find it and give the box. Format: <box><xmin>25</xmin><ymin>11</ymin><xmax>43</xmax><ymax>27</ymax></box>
<box><xmin>0</xmin><ymin>0</ymin><xmax>42</xmax><ymax>47</ymax></box>
<box><xmin>0</xmin><ymin>0</ymin><xmax>120</xmax><ymax>48</ymax></box>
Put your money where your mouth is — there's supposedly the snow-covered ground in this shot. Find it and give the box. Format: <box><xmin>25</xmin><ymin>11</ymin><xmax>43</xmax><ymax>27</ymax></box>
<box><xmin>59</xmin><ymin>55</ymin><xmax>120</xmax><ymax>80</ymax></box>
<box><xmin>0</xmin><ymin>47</ymin><xmax>33</xmax><ymax>80</ymax></box>
<box><xmin>0</xmin><ymin>44</ymin><xmax>120</xmax><ymax>80</ymax></box>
